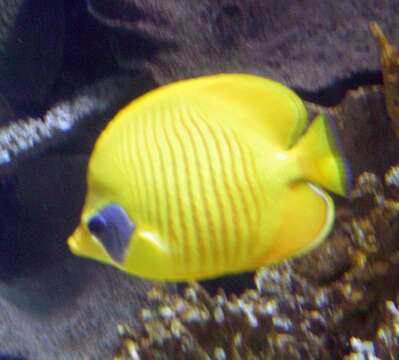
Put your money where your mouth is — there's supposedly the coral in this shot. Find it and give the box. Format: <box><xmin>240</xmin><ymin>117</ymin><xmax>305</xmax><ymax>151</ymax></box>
<box><xmin>114</xmin><ymin>276</ymin><xmax>336</xmax><ymax>360</ymax></box>
<box><xmin>344</xmin><ymin>297</ymin><xmax>399</xmax><ymax>360</ymax></box>
<box><xmin>370</xmin><ymin>22</ymin><xmax>399</xmax><ymax>138</ymax></box>
<box><xmin>385</xmin><ymin>163</ymin><xmax>399</xmax><ymax>201</ymax></box>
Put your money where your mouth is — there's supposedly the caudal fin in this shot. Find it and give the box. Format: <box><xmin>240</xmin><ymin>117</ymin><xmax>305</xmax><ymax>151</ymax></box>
<box><xmin>293</xmin><ymin>113</ymin><xmax>352</xmax><ymax>196</ymax></box>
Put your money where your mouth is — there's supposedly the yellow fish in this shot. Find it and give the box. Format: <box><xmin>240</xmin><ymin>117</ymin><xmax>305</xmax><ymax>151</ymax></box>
<box><xmin>68</xmin><ymin>73</ymin><xmax>351</xmax><ymax>281</ymax></box>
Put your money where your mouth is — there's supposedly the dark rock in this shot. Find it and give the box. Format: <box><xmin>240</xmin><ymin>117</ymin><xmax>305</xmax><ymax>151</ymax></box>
<box><xmin>0</xmin><ymin>355</ymin><xmax>26</xmax><ymax>360</ymax></box>
<box><xmin>0</xmin><ymin>0</ymin><xmax>65</xmax><ymax>113</ymax></box>
<box><xmin>198</xmin><ymin>272</ymin><xmax>256</xmax><ymax>296</ymax></box>
<box><xmin>0</xmin><ymin>72</ymin><xmax>156</xmax><ymax>170</ymax></box>
<box><xmin>88</xmin><ymin>0</ymin><xmax>399</xmax><ymax>90</ymax></box>
<box><xmin>306</xmin><ymin>85</ymin><xmax>399</xmax><ymax>180</ymax></box>
<box><xmin>60</xmin><ymin>0</ymin><xmax>120</xmax><ymax>88</ymax></box>
<box><xmin>0</xmin><ymin>261</ymin><xmax>152</xmax><ymax>360</ymax></box>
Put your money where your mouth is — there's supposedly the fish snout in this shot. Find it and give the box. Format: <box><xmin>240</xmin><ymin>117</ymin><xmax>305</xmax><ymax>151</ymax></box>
<box><xmin>67</xmin><ymin>226</ymin><xmax>86</xmax><ymax>256</ymax></box>
<box><xmin>67</xmin><ymin>224</ymin><xmax>119</xmax><ymax>266</ymax></box>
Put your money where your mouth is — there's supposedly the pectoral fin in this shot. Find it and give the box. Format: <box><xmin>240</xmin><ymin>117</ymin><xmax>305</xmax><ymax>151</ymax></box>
<box><xmin>123</xmin><ymin>229</ymin><xmax>178</xmax><ymax>280</ymax></box>
<box><xmin>256</xmin><ymin>182</ymin><xmax>335</xmax><ymax>266</ymax></box>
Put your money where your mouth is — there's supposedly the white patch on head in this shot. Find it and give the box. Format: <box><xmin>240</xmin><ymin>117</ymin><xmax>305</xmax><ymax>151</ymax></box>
<box><xmin>140</xmin><ymin>230</ymin><xmax>165</xmax><ymax>250</ymax></box>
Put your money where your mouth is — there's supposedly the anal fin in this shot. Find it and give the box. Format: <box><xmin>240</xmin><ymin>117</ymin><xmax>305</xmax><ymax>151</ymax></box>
<box><xmin>256</xmin><ymin>182</ymin><xmax>335</xmax><ymax>266</ymax></box>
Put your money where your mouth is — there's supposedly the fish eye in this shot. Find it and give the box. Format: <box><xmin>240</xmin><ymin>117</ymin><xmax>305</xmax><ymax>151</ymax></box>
<box><xmin>85</xmin><ymin>204</ymin><xmax>135</xmax><ymax>264</ymax></box>
<box><xmin>87</xmin><ymin>215</ymin><xmax>107</xmax><ymax>237</ymax></box>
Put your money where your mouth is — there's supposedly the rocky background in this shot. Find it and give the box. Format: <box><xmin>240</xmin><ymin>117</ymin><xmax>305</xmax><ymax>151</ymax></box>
<box><xmin>0</xmin><ymin>1</ymin><xmax>398</xmax><ymax>359</ymax></box>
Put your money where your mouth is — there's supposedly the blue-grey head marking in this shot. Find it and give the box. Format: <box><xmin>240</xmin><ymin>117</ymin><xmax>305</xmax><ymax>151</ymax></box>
<box><xmin>87</xmin><ymin>204</ymin><xmax>135</xmax><ymax>264</ymax></box>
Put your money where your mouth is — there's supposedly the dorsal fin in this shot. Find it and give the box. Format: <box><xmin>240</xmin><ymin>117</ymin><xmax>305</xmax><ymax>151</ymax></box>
<box><xmin>185</xmin><ymin>73</ymin><xmax>309</xmax><ymax>149</ymax></box>
<box><xmin>95</xmin><ymin>73</ymin><xmax>308</xmax><ymax>151</ymax></box>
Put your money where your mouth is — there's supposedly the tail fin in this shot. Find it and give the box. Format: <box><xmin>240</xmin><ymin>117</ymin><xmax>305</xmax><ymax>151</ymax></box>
<box><xmin>293</xmin><ymin>113</ymin><xmax>352</xmax><ymax>196</ymax></box>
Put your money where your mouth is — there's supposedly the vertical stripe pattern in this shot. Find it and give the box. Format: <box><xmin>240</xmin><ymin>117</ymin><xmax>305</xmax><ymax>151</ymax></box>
<box><xmin>121</xmin><ymin>98</ymin><xmax>263</xmax><ymax>277</ymax></box>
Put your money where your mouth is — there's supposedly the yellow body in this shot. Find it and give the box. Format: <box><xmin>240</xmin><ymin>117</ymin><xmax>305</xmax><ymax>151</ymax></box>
<box><xmin>68</xmin><ymin>73</ymin><xmax>349</xmax><ymax>281</ymax></box>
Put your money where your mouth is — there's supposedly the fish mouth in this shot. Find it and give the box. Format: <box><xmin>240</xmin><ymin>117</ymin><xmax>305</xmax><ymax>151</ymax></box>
<box><xmin>67</xmin><ymin>227</ymin><xmax>84</xmax><ymax>256</ymax></box>
<box><xmin>67</xmin><ymin>226</ymin><xmax>96</xmax><ymax>258</ymax></box>
<box><xmin>67</xmin><ymin>236</ymin><xmax>78</xmax><ymax>254</ymax></box>
<box><xmin>67</xmin><ymin>225</ymin><xmax>118</xmax><ymax>266</ymax></box>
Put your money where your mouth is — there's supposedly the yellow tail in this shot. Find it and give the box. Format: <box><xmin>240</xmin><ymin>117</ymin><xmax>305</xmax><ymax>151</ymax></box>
<box><xmin>293</xmin><ymin>113</ymin><xmax>352</xmax><ymax>196</ymax></box>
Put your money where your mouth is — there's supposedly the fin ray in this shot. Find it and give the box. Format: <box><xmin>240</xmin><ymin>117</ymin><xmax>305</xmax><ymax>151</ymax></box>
<box><xmin>293</xmin><ymin>113</ymin><xmax>352</xmax><ymax>196</ymax></box>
